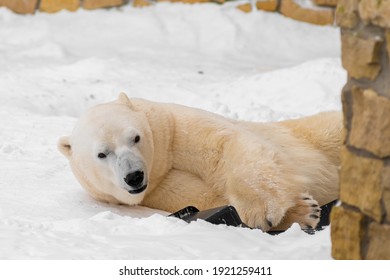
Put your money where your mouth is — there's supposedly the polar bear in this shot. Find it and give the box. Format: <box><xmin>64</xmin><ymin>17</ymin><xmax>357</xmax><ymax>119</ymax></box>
<box><xmin>58</xmin><ymin>93</ymin><xmax>342</xmax><ymax>232</ymax></box>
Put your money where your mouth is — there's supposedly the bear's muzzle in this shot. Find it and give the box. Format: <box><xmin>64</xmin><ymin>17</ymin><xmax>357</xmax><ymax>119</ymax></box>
<box><xmin>124</xmin><ymin>170</ymin><xmax>147</xmax><ymax>194</ymax></box>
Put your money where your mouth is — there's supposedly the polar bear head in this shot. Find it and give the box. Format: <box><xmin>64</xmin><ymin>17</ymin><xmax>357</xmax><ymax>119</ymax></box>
<box><xmin>58</xmin><ymin>93</ymin><xmax>154</xmax><ymax>205</ymax></box>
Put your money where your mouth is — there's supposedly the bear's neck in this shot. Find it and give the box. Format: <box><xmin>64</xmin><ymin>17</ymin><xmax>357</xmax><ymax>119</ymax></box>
<box><xmin>132</xmin><ymin>99</ymin><xmax>176</xmax><ymax>185</ymax></box>
<box><xmin>133</xmin><ymin>99</ymin><xmax>233</xmax><ymax>183</ymax></box>
<box><xmin>137</xmin><ymin>99</ymin><xmax>232</xmax><ymax>181</ymax></box>
<box><xmin>172</xmin><ymin>117</ymin><xmax>230</xmax><ymax>180</ymax></box>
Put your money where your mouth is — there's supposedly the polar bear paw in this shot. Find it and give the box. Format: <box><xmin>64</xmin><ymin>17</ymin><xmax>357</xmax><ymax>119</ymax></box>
<box><xmin>293</xmin><ymin>193</ymin><xmax>321</xmax><ymax>233</ymax></box>
<box><xmin>235</xmin><ymin>203</ymin><xmax>287</xmax><ymax>232</ymax></box>
<box><xmin>234</xmin><ymin>193</ymin><xmax>321</xmax><ymax>233</ymax></box>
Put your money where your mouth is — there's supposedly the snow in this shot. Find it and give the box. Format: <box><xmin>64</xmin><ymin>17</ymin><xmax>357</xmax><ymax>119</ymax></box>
<box><xmin>0</xmin><ymin>3</ymin><xmax>346</xmax><ymax>259</ymax></box>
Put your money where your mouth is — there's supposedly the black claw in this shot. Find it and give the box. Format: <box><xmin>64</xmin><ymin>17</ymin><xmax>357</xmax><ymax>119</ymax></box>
<box><xmin>314</xmin><ymin>209</ymin><xmax>320</xmax><ymax>213</ymax></box>
<box><xmin>310</xmin><ymin>214</ymin><xmax>319</xmax><ymax>219</ymax></box>
<box><xmin>305</xmin><ymin>224</ymin><xmax>313</xmax><ymax>229</ymax></box>
<box><xmin>266</xmin><ymin>219</ymin><xmax>273</xmax><ymax>228</ymax></box>
<box><xmin>303</xmin><ymin>197</ymin><xmax>311</xmax><ymax>200</ymax></box>
<box><xmin>303</xmin><ymin>228</ymin><xmax>316</xmax><ymax>235</ymax></box>
<box><xmin>311</xmin><ymin>204</ymin><xmax>319</xmax><ymax>208</ymax></box>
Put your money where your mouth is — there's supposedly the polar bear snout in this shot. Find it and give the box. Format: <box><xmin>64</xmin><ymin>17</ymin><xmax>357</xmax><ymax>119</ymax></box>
<box><xmin>124</xmin><ymin>170</ymin><xmax>146</xmax><ymax>192</ymax></box>
<box><xmin>113</xmin><ymin>147</ymin><xmax>149</xmax><ymax>195</ymax></box>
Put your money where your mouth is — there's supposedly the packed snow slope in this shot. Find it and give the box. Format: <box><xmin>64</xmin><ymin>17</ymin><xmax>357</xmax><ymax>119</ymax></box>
<box><xmin>0</xmin><ymin>3</ymin><xmax>346</xmax><ymax>259</ymax></box>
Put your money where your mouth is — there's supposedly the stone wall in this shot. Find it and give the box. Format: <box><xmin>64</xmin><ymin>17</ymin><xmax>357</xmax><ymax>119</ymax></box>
<box><xmin>330</xmin><ymin>0</ymin><xmax>390</xmax><ymax>260</ymax></box>
<box><xmin>0</xmin><ymin>0</ymin><xmax>128</xmax><ymax>14</ymax></box>
<box><xmin>0</xmin><ymin>0</ymin><xmax>338</xmax><ymax>26</ymax></box>
<box><xmin>238</xmin><ymin>0</ymin><xmax>336</xmax><ymax>25</ymax></box>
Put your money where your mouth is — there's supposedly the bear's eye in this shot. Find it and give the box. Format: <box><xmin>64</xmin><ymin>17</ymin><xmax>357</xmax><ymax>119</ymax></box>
<box><xmin>134</xmin><ymin>135</ymin><xmax>141</xmax><ymax>144</ymax></box>
<box><xmin>97</xmin><ymin>153</ymin><xmax>107</xmax><ymax>159</ymax></box>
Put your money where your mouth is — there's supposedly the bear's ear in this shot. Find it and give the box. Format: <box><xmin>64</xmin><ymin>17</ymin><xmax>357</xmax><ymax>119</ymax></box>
<box><xmin>58</xmin><ymin>136</ymin><xmax>72</xmax><ymax>158</ymax></box>
<box><xmin>117</xmin><ymin>92</ymin><xmax>134</xmax><ymax>108</ymax></box>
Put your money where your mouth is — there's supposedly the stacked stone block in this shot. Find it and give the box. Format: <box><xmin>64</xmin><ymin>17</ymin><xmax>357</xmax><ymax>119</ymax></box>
<box><xmin>0</xmin><ymin>0</ymin><xmax>339</xmax><ymax>26</ymax></box>
<box><xmin>40</xmin><ymin>0</ymin><xmax>80</xmax><ymax>13</ymax></box>
<box><xmin>0</xmin><ymin>0</ymin><xmax>39</xmax><ymax>14</ymax></box>
<box><xmin>279</xmin><ymin>0</ymin><xmax>335</xmax><ymax>25</ymax></box>
<box><xmin>226</xmin><ymin>0</ymin><xmax>337</xmax><ymax>25</ymax></box>
<box><xmin>331</xmin><ymin>0</ymin><xmax>390</xmax><ymax>260</ymax></box>
<box><xmin>0</xmin><ymin>0</ymin><xmax>127</xmax><ymax>13</ymax></box>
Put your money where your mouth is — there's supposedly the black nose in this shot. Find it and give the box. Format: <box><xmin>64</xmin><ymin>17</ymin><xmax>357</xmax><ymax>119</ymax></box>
<box><xmin>124</xmin><ymin>171</ymin><xmax>144</xmax><ymax>188</ymax></box>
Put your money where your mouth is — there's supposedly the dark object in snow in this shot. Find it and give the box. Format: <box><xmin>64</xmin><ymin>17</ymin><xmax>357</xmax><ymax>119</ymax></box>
<box><xmin>169</xmin><ymin>205</ymin><xmax>248</xmax><ymax>228</ymax></box>
<box><xmin>316</xmin><ymin>199</ymin><xmax>338</xmax><ymax>228</ymax></box>
<box><xmin>169</xmin><ymin>200</ymin><xmax>338</xmax><ymax>235</ymax></box>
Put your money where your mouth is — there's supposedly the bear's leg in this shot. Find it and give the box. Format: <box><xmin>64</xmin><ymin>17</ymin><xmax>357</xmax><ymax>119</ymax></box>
<box><xmin>223</xmin><ymin>160</ymin><xmax>323</xmax><ymax>232</ymax></box>
<box><xmin>222</xmin><ymin>133</ymin><xmax>326</xmax><ymax>232</ymax></box>
<box><xmin>142</xmin><ymin>169</ymin><xmax>227</xmax><ymax>213</ymax></box>
<box><xmin>227</xmin><ymin>176</ymin><xmax>323</xmax><ymax>232</ymax></box>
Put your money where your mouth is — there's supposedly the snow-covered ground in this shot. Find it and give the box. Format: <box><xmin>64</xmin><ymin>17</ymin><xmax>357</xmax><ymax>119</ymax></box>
<box><xmin>0</xmin><ymin>2</ymin><xmax>346</xmax><ymax>259</ymax></box>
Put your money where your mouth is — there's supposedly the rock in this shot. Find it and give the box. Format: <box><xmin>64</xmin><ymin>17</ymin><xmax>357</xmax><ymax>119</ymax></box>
<box><xmin>0</xmin><ymin>0</ymin><xmax>38</xmax><ymax>14</ymax></box>
<box><xmin>256</xmin><ymin>0</ymin><xmax>278</xmax><ymax>12</ymax></box>
<box><xmin>381</xmin><ymin>162</ymin><xmax>390</xmax><ymax>223</ymax></box>
<box><xmin>133</xmin><ymin>0</ymin><xmax>153</xmax><ymax>7</ymax></box>
<box><xmin>331</xmin><ymin>205</ymin><xmax>364</xmax><ymax>260</ymax></box>
<box><xmin>385</xmin><ymin>31</ymin><xmax>390</xmax><ymax>72</ymax></box>
<box><xmin>339</xmin><ymin>147</ymin><xmax>384</xmax><ymax>222</ymax></box>
<box><xmin>359</xmin><ymin>0</ymin><xmax>390</xmax><ymax>28</ymax></box>
<box><xmin>366</xmin><ymin>222</ymin><xmax>390</xmax><ymax>259</ymax></box>
<box><xmin>83</xmin><ymin>0</ymin><xmax>124</xmax><ymax>9</ymax></box>
<box><xmin>341</xmin><ymin>32</ymin><xmax>382</xmax><ymax>80</ymax></box>
<box><xmin>313</xmin><ymin>0</ymin><xmax>338</xmax><ymax>7</ymax></box>
<box><xmin>237</xmin><ymin>3</ymin><xmax>252</xmax><ymax>13</ymax></box>
<box><xmin>280</xmin><ymin>0</ymin><xmax>335</xmax><ymax>26</ymax></box>
<box><xmin>157</xmin><ymin>0</ymin><xmax>210</xmax><ymax>3</ymax></box>
<box><xmin>335</xmin><ymin>0</ymin><xmax>359</xmax><ymax>28</ymax></box>
<box><xmin>335</xmin><ymin>0</ymin><xmax>390</xmax><ymax>262</ymax></box>
<box><xmin>40</xmin><ymin>0</ymin><xmax>79</xmax><ymax>13</ymax></box>
<box><xmin>384</xmin><ymin>189</ymin><xmax>390</xmax><ymax>224</ymax></box>
<box><xmin>349</xmin><ymin>88</ymin><xmax>390</xmax><ymax>158</ymax></box>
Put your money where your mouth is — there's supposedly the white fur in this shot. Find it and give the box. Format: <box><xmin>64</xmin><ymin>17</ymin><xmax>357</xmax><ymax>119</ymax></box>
<box><xmin>58</xmin><ymin>93</ymin><xmax>342</xmax><ymax>231</ymax></box>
